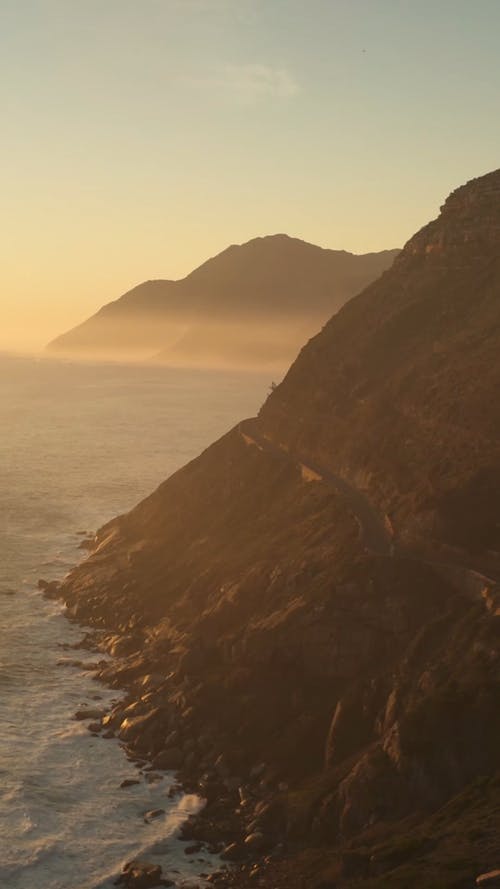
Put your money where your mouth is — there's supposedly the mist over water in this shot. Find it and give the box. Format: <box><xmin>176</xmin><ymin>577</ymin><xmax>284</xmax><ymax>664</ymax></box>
<box><xmin>0</xmin><ymin>354</ymin><xmax>269</xmax><ymax>889</ymax></box>
<box><xmin>47</xmin><ymin>312</ymin><xmax>314</xmax><ymax>372</ymax></box>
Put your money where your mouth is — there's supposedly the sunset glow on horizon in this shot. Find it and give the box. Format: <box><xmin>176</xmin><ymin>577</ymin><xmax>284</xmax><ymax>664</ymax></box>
<box><xmin>2</xmin><ymin>0</ymin><xmax>500</xmax><ymax>350</ymax></box>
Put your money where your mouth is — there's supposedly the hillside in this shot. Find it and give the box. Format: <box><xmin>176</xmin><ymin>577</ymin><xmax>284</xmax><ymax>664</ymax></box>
<box><xmin>47</xmin><ymin>235</ymin><xmax>398</xmax><ymax>368</ymax></box>
<box><xmin>260</xmin><ymin>170</ymin><xmax>500</xmax><ymax>561</ymax></box>
<box><xmin>52</xmin><ymin>171</ymin><xmax>500</xmax><ymax>888</ymax></box>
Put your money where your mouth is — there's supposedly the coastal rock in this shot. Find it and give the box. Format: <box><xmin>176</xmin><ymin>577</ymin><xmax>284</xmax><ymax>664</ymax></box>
<box><xmin>38</xmin><ymin>579</ymin><xmax>60</xmax><ymax>598</ymax></box>
<box><xmin>74</xmin><ymin>708</ymin><xmax>105</xmax><ymax>721</ymax></box>
<box><xmin>143</xmin><ymin>808</ymin><xmax>165</xmax><ymax>823</ymax></box>
<box><xmin>221</xmin><ymin>842</ymin><xmax>246</xmax><ymax>862</ymax></box>
<box><xmin>152</xmin><ymin>747</ymin><xmax>183</xmax><ymax>771</ymax></box>
<box><xmin>244</xmin><ymin>831</ymin><xmax>267</xmax><ymax>851</ymax></box>
<box><xmin>115</xmin><ymin>859</ymin><xmax>172</xmax><ymax>887</ymax></box>
<box><xmin>184</xmin><ymin>842</ymin><xmax>203</xmax><ymax>855</ymax></box>
<box><xmin>108</xmin><ymin>633</ymin><xmax>141</xmax><ymax>657</ymax></box>
<box><xmin>118</xmin><ymin>707</ymin><xmax>163</xmax><ymax>746</ymax></box>
<box><xmin>477</xmin><ymin>872</ymin><xmax>500</xmax><ymax>887</ymax></box>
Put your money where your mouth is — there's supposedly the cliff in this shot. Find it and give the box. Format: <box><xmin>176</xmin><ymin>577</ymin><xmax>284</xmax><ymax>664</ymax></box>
<box><xmin>55</xmin><ymin>172</ymin><xmax>500</xmax><ymax>888</ymax></box>
<box><xmin>260</xmin><ymin>170</ymin><xmax>500</xmax><ymax>560</ymax></box>
<box><xmin>47</xmin><ymin>235</ymin><xmax>398</xmax><ymax>368</ymax></box>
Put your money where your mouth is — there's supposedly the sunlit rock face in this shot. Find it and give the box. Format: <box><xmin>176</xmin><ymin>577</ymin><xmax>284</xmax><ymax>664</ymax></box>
<box><xmin>403</xmin><ymin>169</ymin><xmax>500</xmax><ymax>262</ymax></box>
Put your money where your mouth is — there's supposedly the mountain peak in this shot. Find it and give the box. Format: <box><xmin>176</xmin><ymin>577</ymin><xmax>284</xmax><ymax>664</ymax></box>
<box><xmin>401</xmin><ymin>168</ymin><xmax>500</xmax><ymax>265</ymax></box>
<box><xmin>48</xmin><ymin>235</ymin><xmax>398</xmax><ymax>365</ymax></box>
<box><xmin>444</xmin><ymin>166</ymin><xmax>500</xmax><ymax>208</ymax></box>
<box><xmin>238</xmin><ymin>233</ymin><xmax>331</xmax><ymax>250</ymax></box>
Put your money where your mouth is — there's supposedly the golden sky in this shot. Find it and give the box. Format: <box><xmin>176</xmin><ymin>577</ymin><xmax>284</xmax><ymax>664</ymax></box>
<box><xmin>2</xmin><ymin>0</ymin><xmax>499</xmax><ymax>351</ymax></box>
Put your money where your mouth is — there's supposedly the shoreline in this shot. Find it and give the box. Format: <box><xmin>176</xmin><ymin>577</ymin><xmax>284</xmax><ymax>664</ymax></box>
<box><xmin>41</xmin><ymin>407</ymin><xmax>500</xmax><ymax>889</ymax></box>
<box><xmin>41</xmin><ymin>579</ymin><xmax>281</xmax><ymax>888</ymax></box>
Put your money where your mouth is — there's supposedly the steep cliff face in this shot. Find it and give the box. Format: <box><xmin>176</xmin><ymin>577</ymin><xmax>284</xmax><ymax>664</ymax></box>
<box><xmin>56</xmin><ymin>172</ymin><xmax>500</xmax><ymax>888</ymax></box>
<box><xmin>63</xmin><ymin>429</ymin><xmax>466</xmax><ymax>786</ymax></box>
<box><xmin>260</xmin><ymin>170</ymin><xmax>500</xmax><ymax>559</ymax></box>
<box><xmin>405</xmin><ymin>171</ymin><xmax>500</xmax><ymax>262</ymax></box>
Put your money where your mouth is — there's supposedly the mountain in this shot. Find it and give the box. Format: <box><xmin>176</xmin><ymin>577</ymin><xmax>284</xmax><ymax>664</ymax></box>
<box><xmin>51</xmin><ymin>171</ymin><xmax>500</xmax><ymax>888</ymax></box>
<box><xmin>47</xmin><ymin>235</ymin><xmax>399</xmax><ymax>367</ymax></box>
<box><xmin>260</xmin><ymin>170</ymin><xmax>500</xmax><ymax>559</ymax></box>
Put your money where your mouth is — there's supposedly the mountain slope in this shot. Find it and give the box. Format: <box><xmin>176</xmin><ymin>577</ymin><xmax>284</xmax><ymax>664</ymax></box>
<box><xmin>54</xmin><ymin>171</ymin><xmax>500</xmax><ymax>888</ymax></box>
<box><xmin>47</xmin><ymin>235</ymin><xmax>399</xmax><ymax>367</ymax></box>
<box><xmin>260</xmin><ymin>170</ymin><xmax>500</xmax><ymax>560</ymax></box>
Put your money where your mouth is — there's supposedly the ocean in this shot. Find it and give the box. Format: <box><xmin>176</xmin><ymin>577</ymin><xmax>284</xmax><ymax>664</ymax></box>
<box><xmin>0</xmin><ymin>353</ymin><xmax>269</xmax><ymax>889</ymax></box>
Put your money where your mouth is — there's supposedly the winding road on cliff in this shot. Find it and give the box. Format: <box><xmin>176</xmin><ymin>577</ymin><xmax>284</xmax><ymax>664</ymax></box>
<box><xmin>238</xmin><ymin>417</ymin><xmax>393</xmax><ymax>556</ymax></box>
<box><xmin>238</xmin><ymin>418</ymin><xmax>500</xmax><ymax>617</ymax></box>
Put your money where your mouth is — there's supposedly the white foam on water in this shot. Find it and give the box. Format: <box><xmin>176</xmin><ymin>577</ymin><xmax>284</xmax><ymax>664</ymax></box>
<box><xmin>0</xmin><ymin>584</ymin><xmax>222</xmax><ymax>889</ymax></box>
<box><xmin>0</xmin><ymin>355</ymin><xmax>269</xmax><ymax>889</ymax></box>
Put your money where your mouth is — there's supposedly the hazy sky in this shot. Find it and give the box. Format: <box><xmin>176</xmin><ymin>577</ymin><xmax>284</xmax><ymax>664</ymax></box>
<box><xmin>1</xmin><ymin>0</ymin><xmax>499</xmax><ymax>350</ymax></box>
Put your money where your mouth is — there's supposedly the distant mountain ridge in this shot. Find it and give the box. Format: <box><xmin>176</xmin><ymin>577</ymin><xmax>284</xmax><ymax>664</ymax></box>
<box><xmin>47</xmin><ymin>234</ymin><xmax>399</xmax><ymax>367</ymax></box>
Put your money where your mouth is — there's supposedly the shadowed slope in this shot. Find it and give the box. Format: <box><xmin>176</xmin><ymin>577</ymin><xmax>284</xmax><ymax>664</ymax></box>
<box><xmin>260</xmin><ymin>170</ymin><xmax>500</xmax><ymax>559</ymax></box>
<box><xmin>55</xmin><ymin>171</ymin><xmax>500</xmax><ymax>887</ymax></box>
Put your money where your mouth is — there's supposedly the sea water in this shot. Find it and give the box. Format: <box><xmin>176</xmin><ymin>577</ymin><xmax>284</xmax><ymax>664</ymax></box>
<box><xmin>0</xmin><ymin>353</ymin><xmax>269</xmax><ymax>889</ymax></box>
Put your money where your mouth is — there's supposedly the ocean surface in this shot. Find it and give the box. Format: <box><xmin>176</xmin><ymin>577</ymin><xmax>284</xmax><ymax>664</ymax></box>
<box><xmin>0</xmin><ymin>353</ymin><xmax>269</xmax><ymax>889</ymax></box>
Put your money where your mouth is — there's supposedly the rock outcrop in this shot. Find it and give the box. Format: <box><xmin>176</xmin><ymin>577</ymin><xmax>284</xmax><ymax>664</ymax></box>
<box><xmin>56</xmin><ymin>171</ymin><xmax>500</xmax><ymax>887</ymax></box>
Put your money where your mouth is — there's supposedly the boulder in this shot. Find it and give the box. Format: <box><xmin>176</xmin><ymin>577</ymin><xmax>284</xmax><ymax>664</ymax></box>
<box><xmin>164</xmin><ymin>730</ymin><xmax>180</xmax><ymax>748</ymax></box>
<box><xmin>109</xmin><ymin>634</ymin><xmax>141</xmax><ymax>657</ymax></box>
<box><xmin>221</xmin><ymin>842</ymin><xmax>246</xmax><ymax>862</ymax></box>
<box><xmin>477</xmin><ymin>872</ymin><xmax>500</xmax><ymax>887</ymax></box>
<box><xmin>214</xmin><ymin>754</ymin><xmax>230</xmax><ymax>778</ymax></box>
<box><xmin>224</xmin><ymin>776</ymin><xmax>242</xmax><ymax>792</ymax></box>
<box><xmin>74</xmin><ymin>708</ymin><xmax>105</xmax><ymax>721</ymax></box>
<box><xmin>38</xmin><ymin>579</ymin><xmax>60</xmax><ymax>598</ymax></box>
<box><xmin>184</xmin><ymin>842</ymin><xmax>203</xmax><ymax>855</ymax></box>
<box><xmin>118</xmin><ymin>707</ymin><xmax>162</xmax><ymax>745</ymax></box>
<box><xmin>120</xmin><ymin>700</ymin><xmax>148</xmax><ymax>720</ymax></box>
<box><xmin>152</xmin><ymin>747</ymin><xmax>183</xmax><ymax>770</ymax></box>
<box><xmin>143</xmin><ymin>808</ymin><xmax>165</xmax><ymax>823</ymax></box>
<box><xmin>244</xmin><ymin>831</ymin><xmax>267</xmax><ymax>851</ymax></box>
<box><xmin>115</xmin><ymin>859</ymin><xmax>172</xmax><ymax>887</ymax></box>
<box><xmin>198</xmin><ymin>773</ymin><xmax>222</xmax><ymax>801</ymax></box>
<box><xmin>253</xmin><ymin>800</ymin><xmax>272</xmax><ymax>819</ymax></box>
<box><xmin>238</xmin><ymin>786</ymin><xmax>252</xmax><ymax>806</ymax></box>
<box><xmin>183</xmin><ymin>751</ymin><xmax>197</xmax><ymax>772</ymax></box>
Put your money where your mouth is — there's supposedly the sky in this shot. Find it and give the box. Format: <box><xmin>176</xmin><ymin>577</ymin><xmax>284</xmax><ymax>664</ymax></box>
<box><xmin>1</xmin><ymin>0</ymin><xmax>499</xmax><ymax>350</ymax></box>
